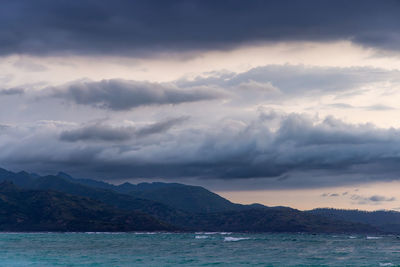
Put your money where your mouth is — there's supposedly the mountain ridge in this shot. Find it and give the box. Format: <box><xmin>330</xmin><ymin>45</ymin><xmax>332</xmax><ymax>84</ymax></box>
<box><xmin>0</xmin><ymin>167</ymin><xmax>385</xmax><ymax>233</ymax></box>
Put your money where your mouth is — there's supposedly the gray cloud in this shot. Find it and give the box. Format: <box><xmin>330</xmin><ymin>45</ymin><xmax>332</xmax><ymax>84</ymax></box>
<box><xmin>369</xmin><ymin>195</ymin><xmax>396</xmax><ymax>202</ymax></box>
<box><xmin>321</xmin><ymin>193</ymin><xmax>339</xmax><ymax>197</ymax></box>
<box><xmin>1</xmin><ymin>0</ymin><xmax>400</xmax><ymax>56</ymax></box>
<box><xmin>329</xmin><ymin>103</ymin><xmax>395</xmax><ymax>111</ymax></box>
<box><xmin>321</xmin><ymin>191</ymin><xmax>396</xmax><ymax>205</ymax></box>
<box><xmin>28</xmin><ymin>65</ymin><xmax>400</xmax><ymax>113</ymax></box>
<box><xmin>364</xmin><ymin>104</ymin><xmax>395</xmax><ymax>111</ymax></box>
<box><xmin>236</xmin><ymin>80</ymin><xmax>280</xmax><ymax>93</ymax></box>
<box><xmin>3</xmin><ymin>111</ymin><xmax>400</xmax><ymax>189</ymax></box>
<box><xmin>351</xmin><ymin>194</ymin><xmax>396</xmax><ymax>205</ymax></box>
<box><xmin>321</xmin><ymin>191</ymin><xmax>397</xmax><ymax>205</ymax></box>
<box><xmin>178</xmin><ymin>65</ymin><xmax>400</xmax><ymax>100</ymax></box>
<box><xmin>328</xmin><ymin>103</ymin><xmax>355</xmax><ymax>109</ymax></box>
<box><xmin>0</xmin><ymin>88</ymin><xmax>24</xmax><ymax>95</ymax></box>
<box><xmin>60</xmin><ymin>117</ymin><xmax>188</xmax><ymax>142</ymax></box>
<box><xmin>60</xmin><ymin>117</ymin><xmax>187</xmax><ymax>142</ymax></box>
<box><xmin>50</xmin><ymin>79</ymin><xmax>223</xmax><ymax>110</ymax></box>
<box><xmin>135</xmin><ymin>117</ymin><xmax>188</xmax><ymax>138</ymax></box>
<box><xmin>0</xmin><ymin>124</ymin><xmax>9</xmax><ymax>131</ymax></box>
<box><xmin>60</xmin><ymin>124</ymin><xmax>135</xmax><ymax>142</ymax></box>
<box><xmin>3</xmin><ymin>64</ymin><xmax>400</xmax><ymax>189</ymax></box>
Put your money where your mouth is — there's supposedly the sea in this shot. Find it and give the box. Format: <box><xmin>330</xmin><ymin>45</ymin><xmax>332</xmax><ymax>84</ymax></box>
<box><xmin>0</xmin><ymin>232</ymin><xmax>399</xmax><ymax>266</ymax></box>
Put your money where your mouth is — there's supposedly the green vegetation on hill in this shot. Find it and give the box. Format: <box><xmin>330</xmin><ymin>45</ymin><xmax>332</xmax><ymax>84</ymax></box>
<box><xmin>59</xmin><ymin>176</ymin><xmax>244</xmax><ymax>213</ymax></box>
<box><xmin>127</xmin><ymin>183</ymin><xmax>242</xmax><ymax>213</ymax></box>
<box><xmin>183</xmin><ymin>208</ymin><xmax>377</xmax><ymax>233</ymax></box>
<box><xmin>0</xmin><ymin>181</ymin><xmax>172</xmax><ymax>232</ymax></box>
<box><xmin>308</xmin><ymin>208</ymin><xmax>400</xmax><ymax>233</ymax></box>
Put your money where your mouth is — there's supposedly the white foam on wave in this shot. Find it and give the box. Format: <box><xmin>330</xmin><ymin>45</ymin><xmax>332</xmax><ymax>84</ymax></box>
<box><xmin>85</xmin><ymin>232</ymin><xmax>166</xmax><ymax>235</ymax></box>
<box><xmin>366</xmin><ymin>236</ymin><xmax>382</xmax><ymax>240</ymax></box>
<box><xmin>379</xmin><ymin>263</ymin><xmax>394</xmax><ymax>266</ymax></box>
<box><xmin>132</xmin><ymin>232</ymin><xmax>160</xmax><ymax>235</ymax></box>
<box><xmin>195</xmin><ymin>235</ymin><xmax>209</xmax><ymax>239</ymax></box>
<box><xmin>84</xmin><ymin>232</ymin><xmax>124</xmax><ymax>234</ymax></box>
<box><xmin>349</xmin><ymin>236</ymin><xmax>357</xmax><ymax>239</ymax></box>
<box><xmin>224</xmin><ymin>237</ymin><xmax>250</xmax><ymax>242</ymax></box>
<box><xmin>195</xmin><ymin>232</ymin><xmax>232</xmax><ymax>235</ymax></box>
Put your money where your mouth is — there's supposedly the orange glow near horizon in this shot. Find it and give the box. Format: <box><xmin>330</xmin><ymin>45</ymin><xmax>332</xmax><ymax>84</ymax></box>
<box><xmin>217</xmin><ymin>181</ymin><xmax>400</xmax><ymax>211</ymax></box>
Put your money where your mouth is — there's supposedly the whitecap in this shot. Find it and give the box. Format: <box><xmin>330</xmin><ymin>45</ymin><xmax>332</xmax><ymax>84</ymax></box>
<box><xmin>224</xmin><ymin>237</ymin><xmax>250</xmax><ymax>242</ymax></box>
<box><xmin>379</xmin><ymin>263</ymin><xmax>394</xmax><ymax>266</ymax></box>
<box><xmin>349</xmin><ymin>236</ymin><xmax>357</xmax><ymax>239</ymax></box>
<box><xmin>132</xmin><ymin>232</ymin><xmax>160</xmax><ymax>235</ymax></box>
<box><xmin>195</xmin><ymin>235</ymin><xmax>209</xmax><ymax>239</ymax></box>
<box><xmin>366</xmin><ymin>236</ymin><xmax>382</xmax><ymax>240</ymax></box>
<box><xmin>195</xmin><ymin>232</ymin><xmax>232</xmax><ymax>235</ymax></box>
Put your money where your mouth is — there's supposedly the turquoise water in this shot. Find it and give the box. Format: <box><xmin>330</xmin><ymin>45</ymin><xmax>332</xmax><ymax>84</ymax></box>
<box><xmin>0</xmin><ymin>232</ymin><xmax>399</xmax><ymax>266</ymax></box>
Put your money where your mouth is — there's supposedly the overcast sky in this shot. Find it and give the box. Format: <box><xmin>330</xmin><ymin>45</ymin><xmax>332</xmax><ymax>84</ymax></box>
<box><xmin>2</xmin><ymin>0</ymin><xmax>400</xmax><ymax>210</ymax></box>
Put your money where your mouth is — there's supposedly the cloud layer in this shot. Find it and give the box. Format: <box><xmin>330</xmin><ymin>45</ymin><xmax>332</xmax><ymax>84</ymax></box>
<box><xmin>50</xmin><ymin>79</ymin><xmax>223</xmax><ymax>110</ymax></box>
<box><xmin>60</xmin><ymin>117</ymin><xmax>188</xmax><ymax>142</ymax></box>
<box><xmin>1</xmin><ymin>62</ymin><xmax>400</xmax><ymax>189</ymax></box>
<box><xmin>37</xmin><ymin>65</ymin><xmax>399</xmax><ymax>113</ymax></box>
<box><xmin>2</xmin><ymin>110</ymin><xmax>400</xmax><ymax>189</ymax></box>
<box><xmin>1</xmin><ymin>0</ymin><xmax>400</xmax><ymax>56</ymax></box>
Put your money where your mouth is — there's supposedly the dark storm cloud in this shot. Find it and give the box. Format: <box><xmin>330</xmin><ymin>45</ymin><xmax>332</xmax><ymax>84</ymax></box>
<box><xmin>1</xmin><ymin>0</ymin><xmax>400</xmax><ymax>56</ymax></box>
<box><xmin>50</xmin><ymin>79</ymin><xmax>223</xmax><ymax>110</ymax></box>
<box><xmin>60</xmin><ymin>117</ymin><xmax>188</xmax><ymax>142</ymax></box>
<box><xmin>4</xmin><ymin>111</ymin><xmax>400</xmax><ymax>188</ymax></box>
<box><xmin>3</xmin><ymin>63</ymin><xmax>400</xmax><ymax>186</ymax></box>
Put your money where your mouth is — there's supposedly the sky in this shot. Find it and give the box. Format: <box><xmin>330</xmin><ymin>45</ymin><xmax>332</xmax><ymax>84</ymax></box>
<box><xmin>1</xmin><ymin>0</ymin><xmax>400</xmax><ymax>210</ymax></box>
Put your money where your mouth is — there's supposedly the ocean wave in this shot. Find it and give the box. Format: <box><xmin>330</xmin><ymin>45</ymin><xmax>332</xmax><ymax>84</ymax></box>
<box><xmin>224</xmin><ymin>237</ymin><xmax>250</xmax><ymax>242</ymax></box>
<box><xmin>379</xmin><ymin>263</ymin><xmax>394</xmax><ymax>266</ymax></box>
<box><xmin>195</xmin><ymin>232</ymin><xmax>232</xmax><ymax>235</ymax></box>
<box><xmin>195</xmin><ymin>235</ymin><xmax>209</xmax><ymax>239</ymax></box>
<box><xmin>84</xmin><ymin>232</ymin><xmax>166</xmax><ymax>235</ymax></box>
<box><xmin>132</xmin><ymin>232</ymin><xmax>161</xmax><ymax>235</ymax></box>
<box><xmin>366</xmin><ymin>236</ymin><xmax>382</xmax><ymax>240</ymax></box>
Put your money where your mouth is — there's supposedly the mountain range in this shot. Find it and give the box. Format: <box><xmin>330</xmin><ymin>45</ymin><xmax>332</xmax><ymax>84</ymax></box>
<box><xmin>0</xmin><ymin>167</ymin><xmax>393</xmax><ymax>233</ymax></box>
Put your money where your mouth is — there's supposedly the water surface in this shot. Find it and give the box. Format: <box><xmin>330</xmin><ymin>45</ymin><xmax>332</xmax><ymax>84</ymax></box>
<box><xmin>0</xmin><ymin>232</ymin><xmax>399</xmax><ymax>266</ymax></box>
